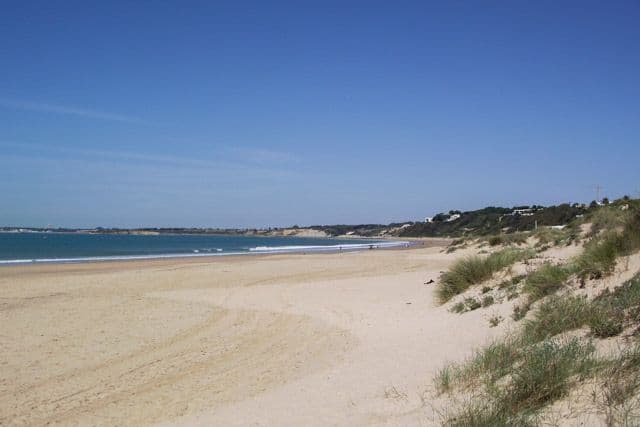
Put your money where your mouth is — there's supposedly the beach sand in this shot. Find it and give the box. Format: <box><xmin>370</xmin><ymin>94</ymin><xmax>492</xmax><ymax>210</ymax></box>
<box><xmin>1</xmin><ymin>241</ymin><xmax>506</xmax><ymax>426</ymax></box>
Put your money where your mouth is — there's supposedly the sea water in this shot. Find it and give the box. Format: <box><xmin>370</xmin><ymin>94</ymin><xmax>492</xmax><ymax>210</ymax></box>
<box><xmin>0</xmin><ymin>232</ymin><xmax>408</xmax><ymax>264</ymax></box>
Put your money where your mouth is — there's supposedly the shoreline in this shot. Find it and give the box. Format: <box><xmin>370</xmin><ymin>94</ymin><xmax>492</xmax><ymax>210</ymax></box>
<box><xmin>0</xmin><ymin>239</ymin><xmax>421</xmax><ymax>266</ymax></box>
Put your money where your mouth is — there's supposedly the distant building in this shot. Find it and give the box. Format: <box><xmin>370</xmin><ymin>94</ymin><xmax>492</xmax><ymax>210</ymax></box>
<box><xmin>511</xmin><ymin>208</ymin><xmax>536</xmax><ymax>216</ymax></box>
<box><xmin>446</xmin><ymin>213</ymin><xmax>461</xmax><ymax>222</ymax></box>
<box><xmin>424</xmin><ymin>217</ymin><xmax>433</xmax><ymax>223</ymax></box>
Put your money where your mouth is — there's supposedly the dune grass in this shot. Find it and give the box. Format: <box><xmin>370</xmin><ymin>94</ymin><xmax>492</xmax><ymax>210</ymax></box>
<box><xmin>440</xmin><ymin>275</ymin><xmax>640</xmax><ymax>423</ymax></box>
<box><xmin>437</xmin><ymin>207</ymin><xmax>640</xmax><ymax>423</ymax></box>
<box><xmin>519</xmin><ymin>274</ymin><xmax>640</xmax><ymax>342</ymax></box>
<box><xmin>441</xmin><ymin>338</ymin><xmax>597</xmax><ymax>426</ymax></box>
<box><xmin>521</xmin><ymin>295</ymin><xmax>591</xmax><ymax>343</ymax></box>
<box><xmin>589</xmin><ymin>274</ymin><xmax>640</xmax><ymax>337</ymax></box>
<box><xmin>573</xmin><ymin>211</ymin><xmax>640</xmax><ymax>280</ymax></box>
<box><xmin>533</xmin><ymin>225</ymin><xmax>580</xmax><ymax>247</ymax></box>
<box><xmin>523</xmin><ymin>263</ymin><xmax>571</xmax><ymax>302</ymax></box>
<box><xmin>486</xmin><ymin>232</ymin><xmax>529</xmax><ymax>247</ymax></box>
<box><xmin>437</xmin><ymin>248</ymin><xmax>532</xmax><ymax>303</ymax></box>
<box><xmin>588</xmin><ymin>205</ymin><xmax>633</xmax><ymax>236</ymax></box>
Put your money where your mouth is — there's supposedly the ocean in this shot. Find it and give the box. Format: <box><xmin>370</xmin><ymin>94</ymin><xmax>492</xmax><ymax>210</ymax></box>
<box><xmin>0</xmin><ymin>232</ymin><xmax>407</xmax><ymax>264</ymax></box>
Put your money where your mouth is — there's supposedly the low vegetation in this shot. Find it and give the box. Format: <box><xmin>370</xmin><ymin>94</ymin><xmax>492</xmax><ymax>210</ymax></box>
<box><xmin>401</xmin><ymin>203</ymin><xmax>586</xmax><ymax>237</ymax></box>
<box><xmin>437</xmin><ymin>248</ymin><xmax>532</xmax><ymax>303</ymax></box>
<box><xmin>435</xmin><ymin>198</ymin><xmax>640</xmax><ymax>424</ymax></box>
<box><xmin>523</xmin><ymin>263</ymin><xmax>571</xmax><ymax>302</ymax></box>
<box><xmin>438</xmin><ymin>337</ymin><xmax>597</xmax><ymax>426</ymax></box>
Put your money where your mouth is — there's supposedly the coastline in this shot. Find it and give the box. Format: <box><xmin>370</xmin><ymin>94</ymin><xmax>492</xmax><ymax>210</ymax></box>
<box><xmin>0</xmin><ymin>239</ymin><xmax>493</xmax><ymax>426</ymax></box>
<box><xmin>0</xmin><ymin>238</ymin><xmax>420</xmax><ymax>266</ymax></box>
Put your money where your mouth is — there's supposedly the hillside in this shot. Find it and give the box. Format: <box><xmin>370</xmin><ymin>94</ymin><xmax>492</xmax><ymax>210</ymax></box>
<box><xmin>398</xmin><ymin>203</ymin><xmax>588</xmax><ymax>238</ymax></box>
<box><xmin>428</xmin><ymin>197</ymin><xmax>640</xmax><ymax>424</ymax></box>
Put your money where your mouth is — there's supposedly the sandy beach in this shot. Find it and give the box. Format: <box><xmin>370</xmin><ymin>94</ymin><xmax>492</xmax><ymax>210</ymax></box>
<box><xmin>1</xmin><ymin>241</ymin><xmax>511</xmax><ymax>426</ymax></box>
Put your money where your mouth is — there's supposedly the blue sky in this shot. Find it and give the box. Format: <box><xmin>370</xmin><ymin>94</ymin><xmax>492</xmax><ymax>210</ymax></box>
<box><xmin>1</xmin><ymin>1</ymin><xmax>639</xmax><ymax>228</ymax></box>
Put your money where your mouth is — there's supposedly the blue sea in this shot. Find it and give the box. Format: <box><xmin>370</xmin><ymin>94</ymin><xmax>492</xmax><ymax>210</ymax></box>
<box><xmin>0</xmin><ymin>232</ymin><xmax>407</xmax><ymax>264</ymax></box>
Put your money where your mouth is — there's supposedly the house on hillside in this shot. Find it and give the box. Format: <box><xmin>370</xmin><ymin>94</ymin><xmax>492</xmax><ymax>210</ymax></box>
<box><xmin>446</xmin><ymin>213</ymin><xmax>461</xmax><ymax>222</ymax></box>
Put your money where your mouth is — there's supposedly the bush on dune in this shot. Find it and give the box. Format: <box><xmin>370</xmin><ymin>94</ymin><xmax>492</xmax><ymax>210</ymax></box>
<box><xmin>523</xmin><ymin>263</ymin><xmax>570</xmax><ymax>303</ymax></box>
<box><xmin>437</xmin><ymin>248</ymin><xmax>531</xmax><ymax>303</ymax></box>
<box><xmin>521</xmin><ymin>295</ymin><xmax>591</xmax><ymax>343</ymax></box>
<box><xmin>441</xmin><ymin>338</ymin><xmax>596</xmax><ymax>426</ymax></box>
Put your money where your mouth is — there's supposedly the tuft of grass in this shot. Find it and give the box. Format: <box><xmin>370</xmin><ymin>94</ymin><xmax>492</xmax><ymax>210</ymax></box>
<box><xmin>486</xmin><ymin>232</ymin><xmax>529</xmax><ymax>247</ymax></box>
<box><xmin>523</xmin><ymin>263</ymin><xmax>570</xmax><ymax>302</ymax></box>
<box><xmin>588</xmin><ymin>305</ymin><xmax>624</xmax><ymax>338</ymax></box>
<box><xmin>481</xmin><ymin>295</ymin><xmax>495</xmax><ymax>307</ymax></box>
<box><xmin>464</xmin><ymin>297</ymin><xmax>481</xmax><ymax>311</ymax></box>
<box><xmin>502</xmin><ymin>338</ymin><xmax>596</xmax><ymax>412</ymax></box>
<box><xmin>588</xmin><ymin>273</ymin><xmax>640</xmax><ymax>337</ymax></box>
<box><xmin>573</xmin><ymin>232</ymin><xmax>622</xmax><ymax>280</ymax></box>
<box><xmin>450</xmin><ymin>297</ymin><xmax>487</xmax><ymax>314</ymax></box>
<box><xmin>572</xmin><ymin>211</ymin><xmax>640</xmax><ymax>281</ymax></box>
<box><xmin>489</xmin><ymin>315</ymin><xmax>503</xmax><ymax>327</ymax></box>
<box><xmin>450</xmin><ymin>301</ymin><xmax>466</xmax><ymax>314</ymax></box>
<box><xmin>507</xmin><ymin>291</ymin><xmax>519</xmax><ymax>300</ymax></box>
<box><xmin>442</xmin><ymin>338</ymin><xmax>596</xmax><ymax>425</ymax></box>
<box><xmin>595</xmin><ymin>344</ymin><xmax>640</xmax><ymax>422</ymax></box>
<box><xmin>520</xmin><ymin>274</ymin><xmax>640</xmax><ymax>341</ymax></box>
<box><xmin>512</xmin><ymin>302</ymin><xmax>531</xmax><ymax>321</ymax></box>
<box><xmin>434</xmin><ymin>366</ymin><xmax>452</xmax><ymax>395</ymax></box>
<box><xmin>487</xmin><ymin>235</ymin><xmax>503</xmax><ymax>246</ymax></box>
<box><xmin>437</xmin><ymin>249</ymin><xmax>532</xmax><ymax>303</ymax></box>
<box><xmin>444</xmin><ymin>401</ymin><xmax>519</xmax><ymax>427</ymax></box>
<box><xmin>452</xmin><ymin>338</ymin><xmax>522</xmax><ymax>387</ymax></box>
<box><xmin>481</xmin><ymin>285</ymin><xmax>492</xmax><ymax>294</ymax></box>
<box><xmin>521</xmin><ymin>295</ymin><xmax>591</xmax><ymax>344</ymax></box>
<box><xmin>588</xmin><ymin>205</ymin><xmax>632</xmax><ymax>236</ymax></box>
<box><xmin>534</xmin><ymin>227</ymin><xmax>569</xmax><ymax>246</ymax></box>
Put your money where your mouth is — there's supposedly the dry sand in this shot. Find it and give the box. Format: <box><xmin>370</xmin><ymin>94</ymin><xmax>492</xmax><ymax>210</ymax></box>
<box><xmin>1</xmin><ymin>243</ymin><xmax>506</xmax><ymax>426</ymax></box>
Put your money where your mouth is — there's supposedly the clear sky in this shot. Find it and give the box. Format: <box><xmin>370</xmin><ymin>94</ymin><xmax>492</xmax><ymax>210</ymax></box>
<box><xmin>1</xmin><ymin>1</ymin><xmax>639</xmax><ymax>228</ymax></box>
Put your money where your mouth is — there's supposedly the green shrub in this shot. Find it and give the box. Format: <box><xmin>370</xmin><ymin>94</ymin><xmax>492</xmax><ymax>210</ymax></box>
<box><xmin>444</xmin><ymin>401</ymin><xmax>517</xmax><ymax>427</ymax></box>
<box><xmin>505</xmin><ymin>232</ymin><xmax>529</xmax><ymax>245</ymax></box>
<box><xmin>573</xmin><ymin>232</ymin><xmax>621</xmax><ymax>280</ymax></box>
<box><xmin>587</xmin><ymin>273</ymin><xmax>640</xmax><ymax>336</ymax></box>
<box><xmin>588</xmin><ymin>206</ymin><xmax>632</xmax><ymax>235</ymax></box>
<box><xmin>594</xmin><ymin>273</ymin><xmax>640</xmax><ymax>311</ymax></box>
<box><xmin>523</xmin><ymin>263</ymin><xmax>570</xmax><ymax>302</ymax></box>
<box><xmin>588</xmin><ymin>305</ymin><xmax>624</xmax><ymax>338</ymax></box>
<box><xmin>437</xmin><ymin>249</ymin><xmax>531</xmax><ymax>303</ymax></box>
<box><xmin>453</xmin><ymin>338</ymin><xmax>522</xmax><ymax>386</ymax></box>
<box><xmin>481</xmin><ymin>295</ymin><xmax>495</xmax><ymax>307</ymax></box>
<box><xmin>512</xmin><ymin>302</ymin><xmax>530</xmax><ymax>321</ymax></box>
<box><xmin>465</xmin><ymin>297</ymin><xmax>481</xmax><ymax>311</ymax></box>
<box><xmin>522</xmin><ymin>295</ymin><xmax>590</xmax><ymax>343</ymax></box>
<box><xmin>572</xmin><ymin>212</ymin><xmax>640</xmax><ymax>281</ymax></box>
<box><xmin>481</xmin><ymin>285</ymin><xmax>491</xmax><ymax>294</ymax></box>
<box><xmin>442</xmin><ymin>338</ymin><xmax>595</xmax><ymax>425</ymax></box>
<box><xmin>594</xmin><ymin>343</ymin><xmax>640</xmax><ymax>415</ymax></box>
<box><xmin>486</xmin><ymin>233</ymin><xmax>528</xmax><ymax>247</ymax></box>
<box><xmin>451</xmin><ymin>301</ymin><xmax>466</xmax><ymax>313</ymax></box>
<box><xmin>488</xmin><ymin>235</ymin><xmax>503</xmax><ymax>246</ymax></box>
<box><xmin>434</xmin><ymin>366</ymin><xmax>452</xmax><ymax>394</ymax></box>
<box><xmin>534</xmin><ymin>227</ymin><xmax>568</xmax><ymax>246</ymax></box>
<box><xmin>489</xmin><ymin>316</ymin><xmax>502</xmax><ymax>327</ymax></box>
<box><xmin>502</xmin><ymin>338</ymin><xmax>595</xmax><ymax>412</ymax></box>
